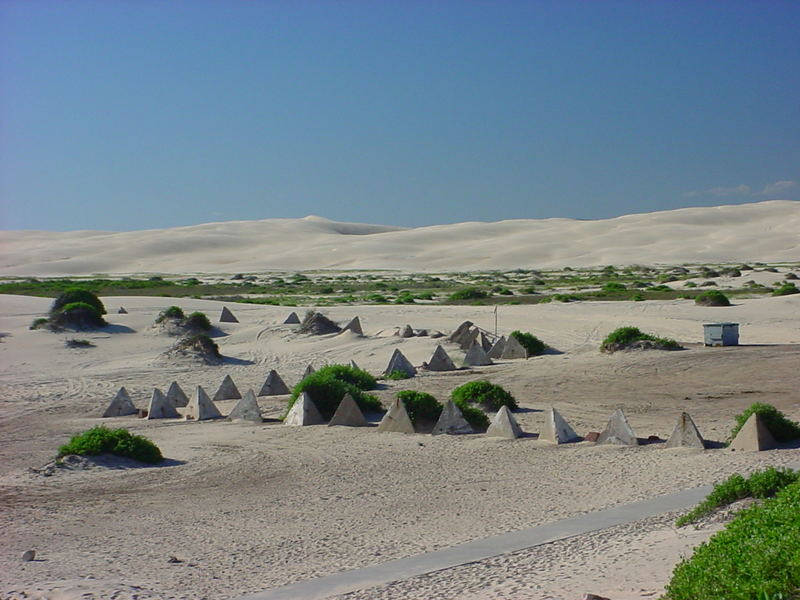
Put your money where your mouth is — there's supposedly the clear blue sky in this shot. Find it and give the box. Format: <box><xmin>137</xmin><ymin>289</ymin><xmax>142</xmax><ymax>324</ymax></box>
<box><xmin>2</xmin><ymin>0</ymin><xmax>798</xmax><ymax>231</ymax></box>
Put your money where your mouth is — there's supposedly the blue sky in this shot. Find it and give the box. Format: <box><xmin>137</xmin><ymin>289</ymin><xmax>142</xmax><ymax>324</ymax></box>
<box><xmin>1</xmin><ymin>0</ymin><xmax>798</xmax><ymax>231</ymax></box>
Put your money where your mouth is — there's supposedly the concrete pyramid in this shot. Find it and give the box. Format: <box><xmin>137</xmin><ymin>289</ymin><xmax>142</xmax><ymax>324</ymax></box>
<box><xmin>284</xmin><ymin>311</ymin><xmax>301</xmax><ymax>325</ymax></box>
<box><xmin>449</xmin><ymin>321</ymin><xmax>474</xmax><ymax>344</ymax></box>
<box><xmin>463</xmin><ymin>341</ymin><xmax>492</xmax><ymax>367</ymax></box>
<box><xmin>147</xmin><ymin>388</ymin><xmax>179</xmax><ymax>419</ymax></box>
<box><xmin>118</xmin><ymin>307</ymin><xmax>128</xmax><ymax>314</ymax></box>
<box><xmin>349</xmin><ymin>360</ymin><xmax>361</xmax><ymax>370</ymax></box>
<box><xmin>227</xmin><ymin>389</ymin><xmax>263</xmax><ymax>423</ymax></box>
<box><xmin>729</xmin><ymin>412</ymin><xmax>777</xmax><ymax>451</ymax></box>
<box><xmin>166</xmin><ymin>381</ymin><xmax>189</xmax><ymax>408</ymax></box>
<box><xmin>400</xmin><ymin>324</ymin><xmax>414</xmax><ymax>338</ymax></box>
<box><xmin>384</xmin><ymin>348</ymin><xmax>416</xmax><ymax>377</ymax></box>
<box><xmin>486</xmin><ymin>405</ymin><xmax>523</xmax><ymax>439</ymax></box>
<box><xmin>459</xmin><ymin>328</ymin><xmax>480</xmax><ymax>351</ymax></box>
<box><xmin>186</xmin><ymin>385</ymin><xmax>223</xmax><ymax>420</ymax></box>
<box><xmin>376</xmin><ymin>398</ymin><xmax>415</xmax><ymax>434</ymax></box>
<box><xmin>219</xmin><ymin>306</ymin><xmax>239</xmax><ymax>323</ymax></box>
<box><xmin>427</xmin><ymin>345</ymin><xmax>457</xmax><ymax>371</ymax></box>
<box><xmin>597</xmin><ymin>409</ymin><xmax>639</xmax><ymax>446</ymax></box>
<box><xmin>213</xmin><ymin>374</ymin><xmax>242</xmax><ymax>402</ymax></box>
<box><xmin>102</xmin><ymin>386</ymin><xmax>137</xmax><ymax>417</ymax></box>
<box><xmin>487</xmin><ymin>336</ymin><xmax>506</xmax><ymax>359</ymax></box>
<box><xmin>500</xmin><ymin>335</ymin><xmax>527</xmax><ymax>359</ymax></box>
<box><xmin>258</xmin><ymin>370</ymin><xmax>290</xmax><ymax>396</ymax></box>
<box><xmin>432</xmin><ymin>400</ymin><xmax>474</xmax><ymax>435</ymax></box>
<box><xmin>302</xmin><ymin>364</ymin><xmax>316</xmax><ymax>379</ymax></box>
<box><xmin>342</xmin><ymin>316</ymin><xmax>363</xmax><ymax>336</ymax></box>
<box><xmin>665</xmin><ymin>412</ymin><xmax>705</xmax><ymax>449</ymax></box>
<box><xmin>480</xmin><ymin>332</ymin><xmax>493</xmax><ymax>352</ymax></box>
<box><xmin>283</xmin><ymin>392</ymin><xmax>324</xmax><ymax>426</ymax></box>
<box><xmin>541</xmin><ymin>407</ymin><xmax>580</xmax><ymax>444</ymax></box>
<box><xmin>328</xmin><ymin>394</ymin><xmax>368</xmax><ymax>427</ymax></box>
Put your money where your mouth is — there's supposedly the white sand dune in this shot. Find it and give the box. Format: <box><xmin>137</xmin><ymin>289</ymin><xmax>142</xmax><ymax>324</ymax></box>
<box><xmin>1</xmin><ymin>200</ymin><xmax>798</xmax><ymax>276</ymax></box>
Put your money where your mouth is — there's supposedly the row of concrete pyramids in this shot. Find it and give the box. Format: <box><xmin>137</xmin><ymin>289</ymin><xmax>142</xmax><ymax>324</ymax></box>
<box><xmin>282</xmin><ymin>311</ymin><xmax>363</xmax><ymax>335</ymax></box>
<box><xmin>449</xmin><ymin>321</ymin><xmax>529</xmax><ymax>360</ymax></box>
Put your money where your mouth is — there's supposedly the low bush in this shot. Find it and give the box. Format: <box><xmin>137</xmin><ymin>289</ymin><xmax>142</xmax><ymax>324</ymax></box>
<box><xmin>50</xmin><ymin>288</ymin><xmax>106</xmax><ymax>316</ymax></box>
<box><xmin>728</xmin><ymin>403</ymin><xmax>800</xmax><ymax>444</ymax></box>
<box><xmin>50</xmin><ymin>302</ymin><xmax>107</xmax><ymax>329</ymax></box>
<box><xmin>397</xmin><ymin>390</ymin><xmax>442</xmax><ymax>425</ymax></box>
<box><xmin>665</xmin><ymin>479</ymin><xmax>800</xmax><ymax>600</ymax></box>
<box><xmin>184</xmin><ymin>311</ymin><xmax>212</xmax><ymax>331</ymax></box>
<box><xmin>288</xmin><ymin>365</ymin><xmax>381</xmax><ymax>420</ymax></box>
<box><xmin>772</xmin><ymin>282</ymin><xmax>799</xmax><ymax>296</ymax></box>
<box><xmin>58</xmin><ymin>426</ymin><xmax>163</xmax><ymax>464</ymax></box>
<box><xmin>448</xmin><ymin>288</ymin><xmax>489</xmax><ymax>301</ymax></box>
<box><xmin>156</xmin><ymin>305</ymin><xmax>185</xmax><ymax>323</ymax></box>
<box><xmin>695</xmin><ymin>290</ymin><xmax>730</xmax><ymax>306</ymax></box>
<box><xmin>65</xmin><ymin>338</ymin><xmax>94</xmax><ymax>348</ymax></box>
<box><xmin>386</xmin><ymin>369</ymin><xmax>411</xmax><ymax>380</ymax></box>
<box><xmin>602</xmin><ymin>282</ymin><xmax>626</xmax><ymax>292</ymax></box>
<box><xmin>455</xmin><ymin>401</ymin><xmax>490</xmax><ymax>430</ymax></box>
<box><xmin>30</xmin><ymin>317</ymin><xmax>49</xmax><ymax>330</ymax></box>
<box><xmin>675</xmin><ymin>467</ymin><xmax>800</xmax><ymax>527</ymax></box>
<box><xmin>600</xmin><ymin>326</ymin><xmax>681</xmax><ymax>352</ymax></box>
<box><xmin>451</xmin><ymin>380</ymin><xmax>518</xmax><ymax>411</ymax></box>
<box><xmin>510</xmin><ymin>330</ymin><xmax>547</xmax><ymax>356</ymax></box>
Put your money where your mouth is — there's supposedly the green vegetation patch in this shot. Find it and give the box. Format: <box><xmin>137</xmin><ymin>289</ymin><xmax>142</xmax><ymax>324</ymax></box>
<box><xmin>288</xmin><ymin>364</ymin><xmax>380</xmax><ymax>420</ymax></box>
<box><xmin>510</xmin><ymin>330</ymin><xmax>547</xmax><ymax>356</ymax></box>
<box><xmin>665</xmin><ymin>479</ymin><xmax>800</xmax><ymax>600</ymax></box>
<box><xmin>728</xmin><ymin>403</ymin><xmax>800</xmax><ymax>444</ymax></box>
<box><xmin>58</xmin><ymin>426</ymin><xmax>163</xmax><ymax>464</ymax></box>
<box><xmin>675</xmin><ymin>467</ymin><xmax>800</xmax><ymax>527</ymax></box>
<box><xmin>397</xmin><ymin>390</ymin><xmax>442</xmax><ymax>425</ymax></box>
<box><xmin>600</xmin><ymin>326</ymin><xmax>681</xmax><ymax>352</ymax></box>
<box><xmin>694</xmin><ymin>290</ymin><xmax>731</xmax><ymax>306</ymax></box>
<box><xmin>451</xmin><ymin>380</ymin><xmax>518</xmax><ymax>411</ymax></box>
<box><xmin>155</xmin><ymin>305</ymin><xmax>185</xmax><ymax>323</ymax></box>
<box><xmin>447</xmin><ymin>287</ymin><xmax>489</xmax><ymax>301</ymax></box>
<box><xmin>772</xmin><ymin>282</ymin><xmax>799</xmax><ymax>296</ymax></box>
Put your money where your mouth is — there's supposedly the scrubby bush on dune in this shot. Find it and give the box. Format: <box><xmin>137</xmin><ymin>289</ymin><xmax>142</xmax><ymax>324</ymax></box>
<box><xmin>451</xmin><ymin>380</ymin><xmax>518</xmax><ymax>411</ymax></box>
<box><xmin>168</xmin><ymin>333</ymin><xmax>221</xmax><ymax>364</ymax></box>
<box><xmin>397</xmin><ymin>390</ymin><xmax>442</xmax><ymax>425</ymax></box>
<box><xmin>665</xmin><ymin>478</ymin><xmax>800</xmax><ymax>600</ymax></box>
<box><xmin>448</xmin><ymin>288</ymin><xmax>489</xmax><ymax>301</ymax></box>
<box><xmin>600</xmin><ymin>327</ymin><xmax>681</xmax><ymax>352</ymax></box>
<box><xmin>184</xmin><ymin>311</ymin><xmax>212</xmax><ymax>331</ymax></box>
<box><xmin>49</xmin><ymin>301</ymin><xmax>107</xmax><ymax>329</ymax></box>
<box><xmin>51</xmin><ymin>288</ymin><xmax>106</xmax><ymax>316</ymax></box>
<box><xmin>510</xmin><ymin>330</ymin><xmax>547</xmax><ymax>356</ymax></box>
<box><xmin>288</xmin><ymin>364</ymin><xmax>381</xmax><ymax>420</ymax></box>
<box><xmin>727</xmin><ymin>403</ymin><xmax>800</xmax><ymax>444</ymax></box>
<box><xmin>456</xmin><ymin>402</ymin><xmax>490</xmax><ymax>430</ymax></box>
<box><xmin>58</xmin><ymin>426</ymin><xmax>163</xmax><ymax>464</ymax></box>
<box><xmin>675</xmin><ymin>467</ymin><xmax>800</xmax><ymax>527</ymax></box>
<box><xmin>155</xmin><ymin>305</ymin><xmax>185</xmax><ymax>323</ymax></box>
<box><xmin>772</xmin><ymin>282</ymin><xmax>799</xmax><ymax>296</ymax></box>
<box><xmin>386</xmin><ymin>369</ymin><xmax>411</xmax><ymax>380</ymax></box>
<box><xmin>694</xmin><ymin>290</ymin><xmax>730</xmax><ymax>306</ymax></box>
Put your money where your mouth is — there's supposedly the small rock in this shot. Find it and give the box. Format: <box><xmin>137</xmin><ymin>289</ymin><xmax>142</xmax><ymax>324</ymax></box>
<box><xmin>22</xmin><ymin>550</ymin><xmax>35</xmax><ymax>561</ymax></box>
<box><xmin>584</xmin><ymin>431</ymin><xmax>600</xmax><ymax>442</ymax></box>
<box><xmin>582</xmin><ymin>594</ymin><xmax>611</xmax><ymax>600</ymax></box>
<box><xmin>167</xmin><ymin>556</ymin><xmax>183</xmax><ymax>563</ymax></box>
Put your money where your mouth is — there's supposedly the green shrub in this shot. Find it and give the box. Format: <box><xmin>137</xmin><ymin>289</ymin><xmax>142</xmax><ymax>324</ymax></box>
<box><xmin>728</xmin><ymin>403</ymin><xmax>800</xmax><ymax>444</ymax></box>
<box><xmin>665</xmin><ymin>480</ymin><xmax>800</xmax><ymax>600</ymax></box>
<box><xmin>600</xmin><ymin>326</ymin><xmax>681</xmax><ymax>352</ymax></box>
<box><xmin>602</xmin><ymin>282</ymin><xmax>626</xmax><ymax>292</ymax></box>
<box><xmin>30</xmin><ymin>317</ymin><xmax>49</xmax><ymax>330</ymax></box>
<box><xmin>316</xmin><ymin>364</ymin><xmax>377</xmax><ymax>390</ymax></box>
<box><xmin>184</xmin><ymin>311</ymin><xmax>212</xmax><ymax>331</ymax></box>
<box><xmin>50</xmin><ymin>302</ymin><xmax>107</xmax><ymax>329</ymax></box>
<box><xmin>156</xmin><ymin>305</ymin><xmax>185</xmax><ymax>323</ymax></box>
<box><xmin>772</xmin><ymin>282</ymin><xmax>799</xmax><ymax>296</ymax></box>
<box><xmin>632</xmin><ymin>293</ymin><xmax>645</xmax><ymax>301</ymax></box>
<box><xmin>386</xmin><ymin>369</ymin><xmax>411</xmax><ymax>380</ymax></box>
<box><xmin>451</xmin><ymin>380</ymin><xmax>518</xmax><ymax>411</ymax></box>
<box><xmin>695</xmin><ymin>290</ymin><xmax>730</xmax><ymax>306</ymax></box>
<box><xmin>288</xmin><ymin>365</ymin><xmax>381</xmax><ymax>420</ymax></box>
<box><xmin>50</xmin><ymin>288</ymin><xmax>106</xmax><ymax>316</ymax></box>
<box><xmin>510</xmin><ymin>330</ymin><xmax>547</xmax><ymax>356</ymax></box>
<box><xmin>455</xmin><ymin>401</ymin><xmax>490</xmax><ymax>430</ymax></box>
<box><xmin>58</xmin><ymin>426</ymin><xmax>163</xmax><ymax>464</ymax></box>
<box><xmin>448</xmin><ymin>288</ymin><xmax>489</xmax><ymax>301</ymax></box>
<box><xmin>394</xmin><ymin>292</ymin><xmax>416</xmax><ymax>304</ymax></box>
<box><xmin>684</xmin><ymin>281</ymin><xmax>697</xmax><ymax>288</ymax></box>
<box><xmin>397</xmin><ymin>390</ymin><xmax>442</xmax><ymax>425</ymax></box>
<box><xmin>519</xmin><ymin>285</ymin><xmax>537</xmax><ymax>294</ymax></box>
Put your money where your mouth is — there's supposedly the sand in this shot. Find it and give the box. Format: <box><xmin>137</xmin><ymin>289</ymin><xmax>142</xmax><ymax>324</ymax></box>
<box><xmin>1</xmin><ymin>200</ymin><xmax>799</xmax><ymax>275</ymax></box>
<box><xmin>1</xmin><ymin>290</ymin><xmax>799</xmax><ymax>599</ymax></box>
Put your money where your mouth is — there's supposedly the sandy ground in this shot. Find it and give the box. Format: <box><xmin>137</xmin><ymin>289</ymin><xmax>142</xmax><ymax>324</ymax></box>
<box><xmin>1</xmin><ymin>200</ymin><xmax>798</xmax><ymax>274</ymax></box>
<box><xmin>1</xmin><ymin>293</ymin><xmax>799</xmax><ymax>599</ymax></box>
